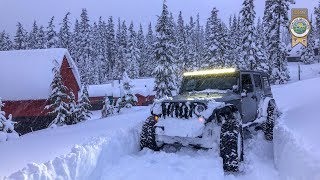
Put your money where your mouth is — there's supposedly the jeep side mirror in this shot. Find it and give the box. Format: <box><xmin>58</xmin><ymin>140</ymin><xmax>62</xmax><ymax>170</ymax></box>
<box><xmin>232</xmin><ymin>85</ymin><xmax>239</xmax><ymax>93</ymax></box>
<box><xmin>241</xmin><ymin>89</ymin><xmax>247</xmax><ymax>97</ymax></box>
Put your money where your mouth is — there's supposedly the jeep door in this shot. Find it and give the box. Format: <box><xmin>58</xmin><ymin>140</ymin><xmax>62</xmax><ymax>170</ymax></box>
<box><xmin>252</xmin><ymin>73</ymin><xmax>264</xmax><ymax>104</ymax></box>
<box><xmin>240</xmin><ymin>73</ymin><xmax>258</xmax><ymax>123</ymax></box>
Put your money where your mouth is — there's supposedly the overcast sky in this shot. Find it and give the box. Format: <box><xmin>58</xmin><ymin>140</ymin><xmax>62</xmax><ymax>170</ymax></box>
<box><xmin>0</xmin><ymin>0</ymin><xmax>318</xmax><ymax>35</ymax></box>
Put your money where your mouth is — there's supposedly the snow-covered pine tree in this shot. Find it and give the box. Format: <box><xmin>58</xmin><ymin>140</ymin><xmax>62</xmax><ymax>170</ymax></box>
<box><xmin>46</xmin><ymin>16</ymin><xmax>59</xmax><ymax>48</ymax></box>
<box><xmin>106</xmin><ymin>17</ymin><xmax>116</xmax><ymax>80</ymax></box>
<box><xmin>0</xmin><ymin>98</ymin><xmax>18</xmax><ymax>142</ymax></box>
<box><xmin>77</xmin><ymin>84</ymin><xmax>92</xmax><ymax>121</ymax></box>
<box><xmin>14</xmin><ymin>22</ymin><xmax>28</xmax><ymax>50</ymax></box>
<box><xmin>91</xmin><ymin>22</ymin><xmax>103</xmax><ymax>84</ymax></box>
<box><xmin>266</xmin><ymin>0</ymin><xmax>294</xmax><ymax>84</ymax></box>
<box><xmin>98</xmin><ymin>17</ymin><xmax>110</xmax><ymax>83</ymax></box>
<box><xmin>240</xmin><ymin>0</ymin><xmax>259</xmax><ymax>70</ymax></box>
<box><xmin>66</xmin><ymin>91</ymin><xmax>79</xmax><ymax>125</ymax></box>
<box><xmin>176</xmin><ymin>11</ymin><xmax>188</xmax><ymax>74</ymax></box>
<box><xmin>96</xmin><ymin>17</ymin><xmax>108</xmax><ymax>83</ymax></box>
<box><xmin>78</xmin><ymin>9</ymin><xmax>93</xmax><ymax>84</ymax></box>
<box><xmin>101</xmin><ymin>96</ymin><xmax>114</xmax><ymax>118</ymax></box>
<box><xmin>204</xmin><ymin>8</ymin><xmax>217</xmax><ymax>67</ymax></box>
<box><xmin>59</xmin><ymin>12</ymin><xmax>72</xmax><ymax>51</ymax></box>
<box><xmin>194</xmin><ymin>14</ymin><xmax>205</xmax><ymax>69</ymax></box>
<box><xmin>228</xmin><ymin>14</ymin><xmax>241</xmax><ymax>67</ymax></box>
<box><xmin>0</xmin><ymin>98</ymin><xmax>6</xmax><ymax>142</ymax></box>
<box><xmin>71</xmin><ymin>19</ymin><xmax>81</xmax><ymax>69</ymax></box>
<box><xmin>28</xmin><ymin>21</ymin><xmax>39</xmax><ymax>49</ymax></box>
<box><xmin>117</xmin><ymin>71</ymin><xmax>137</xmax><ymax>110</ymax></box>
<box><xmin>176</xmin><ymin>11</ymin><xmax>187</xmax><ymax>67</ymax></box>
<box><xmin>186</xmin><ymin>16</ymin><xmax>198</xmax><ymax>71</ymax></box>
<box><xmin>204</xmin><ymin>8</ymin><xmax>229</xmax><ymax>68</ymax></box>
<box><xmin>153</xmin><ymin>0</ymin><xmax>177</xmax><ymax>99</ymax></box>
<box><xmin>137</xmin><ymin>24</ymin><xmax>147</xmax><ymax>77</ymax></box>
<box><xmin>126</xmin><ymin>22</ymin><xmax>140</xmax><ymax>78</ymax></box>
<box><xmin>0</xmin><ymin>31</ymin><xmax>13</xmax><ymax>51</ymax></box>
<box><xmin>255</xmin><ymin>17</ymin><xmax>269</xmax><ymax>72</ymax></box>
<box><xmin>37</xmin><ymin>26</ymin><xmax>46</xmax><ymax>49</ymax></box>
<box><xmin>314</xmin><ymin>2</ymin><xmax>320</xmax><ymax>50</ymax></box>
<box><xmin>113</xmin><ymin>19</ymin><xmax>127</xmax><ymax>79</ymax></box>
<box><xmin>263</xmin><ymin>0</ymin><xmax>276</xmax><ymax>75</ymax></box>
<box><xmin>301</xmin><ymin>21</ymin><xmax>316</xmax><ymax>64</ymax></box>
<box><xmin>45</xmin><ymin>60</ymin><xmax>70</xmax><ymax>127</ymax></box>
<box><xmin>145</xmin><ymin>22</ymin><xmax>156</xmax><ymax>77</ymax></box>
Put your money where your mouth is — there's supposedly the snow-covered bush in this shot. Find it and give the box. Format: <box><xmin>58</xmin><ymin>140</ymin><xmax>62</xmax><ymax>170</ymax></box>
<box><xmin>45</xmin><ymin>60</ymin><xmax>70</xmax><ymax>128</ymax></box>
<box><xmin>101</xmin><ymin>96</ymin><xmax>114</xmax><ymax>118</ymax></box>
<box><xmin>0</xmin><ymin>98</ymin><xmax>19</xmax><ymax>142</ymax></box>
<box><xmin>116</xmin><ymin>72</ymin><xmax>137</xmax><ymax>112</ymax></box>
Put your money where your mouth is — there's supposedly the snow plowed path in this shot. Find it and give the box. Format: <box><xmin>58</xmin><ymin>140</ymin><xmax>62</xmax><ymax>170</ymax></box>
<box><xmin>93</xmin><ymin>133</ymin><xmax>279</xmax><ymax>180</ymax></box>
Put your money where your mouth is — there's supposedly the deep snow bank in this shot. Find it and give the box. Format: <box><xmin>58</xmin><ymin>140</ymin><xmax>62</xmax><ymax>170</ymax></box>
<box><xmin>273</xmin><ymin>78</ymin><xmax>320</xmax><ymax>180</ymax></box>
<box><xmin>7</xmin><ymin>127</ymin><xmax>141</xmax><ymax>180</ymax></box>
<box><xmin>0</xmin><ymin>107</ymin><xmax>150</xmax><ymax>179</ymax></box>
<box><xmin>274</xmin><ymin>121</ymin><xmax>320</xmax><ymax>180</ymax></box>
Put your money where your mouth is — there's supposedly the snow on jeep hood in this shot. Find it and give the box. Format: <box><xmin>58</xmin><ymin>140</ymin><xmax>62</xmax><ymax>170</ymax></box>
<box><xmin>155</xmin><ymin>117</ymin><xmax>205</xmax><ymax>138</ymax></box>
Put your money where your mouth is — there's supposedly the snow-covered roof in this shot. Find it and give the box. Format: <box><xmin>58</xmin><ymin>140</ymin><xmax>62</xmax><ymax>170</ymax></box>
<box><xmin>88</xmin><ymin>78</ymin><xmax>155</xmax><ymax>98</ymax></box>
<box><xmin>88</xmin><ymin>84</ymin><xmax>114</xmax><ymax>97</ymax></box>
<box><xmin>288</xmin><ymin>44</ymin><xmax>304</xmax><ymax>57</ymax></box>
<box><xmin>0</xmin><ymin>48</ymin><xmax>81</xmax><ymax>101</ymax></box>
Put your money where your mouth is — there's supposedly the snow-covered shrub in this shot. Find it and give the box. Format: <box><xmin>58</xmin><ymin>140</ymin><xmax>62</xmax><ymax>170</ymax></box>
<box><xmin>101</xmin><ymin>96</ymin><xmax>114</xmax><ymax>118</ymax></box>
<box><xmin>45</xmin><ymin>60</ymin><xmax>70</xmax><ymax>128</ymax></box>
<box><xmin>77</xmin><ymin>84</ymin><xmax>92</xmax><ymax>121</ymax></box>
<box><xmin>0</xmin><ymin>98</ymin><xmax>19</xmax><ymax>142</ymax></box>
<box><xmin>117</xmin><ymin>72</ymin><xmax>137</xmax><ymax>112</ymax></box>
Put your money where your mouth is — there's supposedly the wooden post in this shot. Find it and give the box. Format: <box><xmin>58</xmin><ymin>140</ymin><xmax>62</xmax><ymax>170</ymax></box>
<box><xmin>298</xmin><ymin>63</ymin><xmax>301</xmax><ymax>81</ymax></box>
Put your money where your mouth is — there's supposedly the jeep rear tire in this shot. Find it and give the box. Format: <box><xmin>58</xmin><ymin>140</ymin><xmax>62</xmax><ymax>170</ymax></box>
<box><xmin>140</xmin><ymin>116</ymin><xmax>159</xmax><ymax>151</ymax></box>
<box><xmin>219</xmin><ymin>107</ymin><xmax>243</xmax><ymax>172</ymax></box>
<box><xmin>263</xmin><ymin>100</ymin><xmax>276</xmax><ymax>141</ymax></box>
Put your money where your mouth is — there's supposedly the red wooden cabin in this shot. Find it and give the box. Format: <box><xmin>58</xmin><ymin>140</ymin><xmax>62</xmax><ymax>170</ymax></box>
<box><xmin>0</xmin><ymin>48</ymin><xmax>81</xmax><ymax>134</ymax></box>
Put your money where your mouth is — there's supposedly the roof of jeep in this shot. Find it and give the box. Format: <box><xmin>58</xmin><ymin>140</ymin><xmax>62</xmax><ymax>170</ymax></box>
<box><xmin>183</xmin><ymin>68</ymin><xmax>269</xmax><ymax>77</ymax></box>
<box><xmin>239</xmin><ymin>70</ymin><xmax>269</xmax><ymax>76</ymax></box>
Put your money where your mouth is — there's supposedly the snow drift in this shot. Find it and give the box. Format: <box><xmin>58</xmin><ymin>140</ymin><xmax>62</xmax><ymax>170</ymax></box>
<box><xmin>273</xmin><ymin>77</ymin><xmax>320</xmax><ymax>180</ymax></box>
<box><xmin>7</xmin><ymin>127</ymin><xmax>141</xmax><ymax>180</ymax></box>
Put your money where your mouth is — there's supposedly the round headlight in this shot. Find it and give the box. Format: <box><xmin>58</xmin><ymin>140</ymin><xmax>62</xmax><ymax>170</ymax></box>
<box><xmin>195</xmin><ymin>104</ymin><xmax>206</xmax><ymax>116</ymax></box>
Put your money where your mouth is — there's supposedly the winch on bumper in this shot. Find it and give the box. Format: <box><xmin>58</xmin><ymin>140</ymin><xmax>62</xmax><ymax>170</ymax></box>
<box><xmin>151</xmin><ymin>100</ymin><xmax>225</xmax><ymax>148</ymax></box>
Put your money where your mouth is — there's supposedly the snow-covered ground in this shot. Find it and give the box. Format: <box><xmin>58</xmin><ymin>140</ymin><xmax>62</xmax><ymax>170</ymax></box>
<box><xmin>288</xmin><ymin>62</ymin><xmax>320</xmax><ymax>82</ymax></box>
<box><xmin>0</xmin><ymin>107</ymin><xmax>150</xmax><ymax>179</ymax></box>
<box><xmin>1</xmin><ymin>63</ymin><xmax>320</xmax><ymax>180</ymax></box>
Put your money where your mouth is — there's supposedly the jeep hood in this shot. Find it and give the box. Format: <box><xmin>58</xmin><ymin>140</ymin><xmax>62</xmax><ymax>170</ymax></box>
<box><xmin>172</xmin><ymin>90</ymin><xmax>241</xmax><ymax>102</ymax></box>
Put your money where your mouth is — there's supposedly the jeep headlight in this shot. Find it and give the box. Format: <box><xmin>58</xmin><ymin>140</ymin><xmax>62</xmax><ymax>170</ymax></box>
<box><xmin>195</xmin><ymin>104</ymin><xmax>206</xmax><ymax>116</ymax></box>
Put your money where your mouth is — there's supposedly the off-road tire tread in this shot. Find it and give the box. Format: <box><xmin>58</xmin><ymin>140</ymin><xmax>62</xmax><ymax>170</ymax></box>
<box><xmin>140</xmin><ymin>116</ymin><xmax>159</xmax><ymax>151</ymax></box>
<box><xmin>219</xmin><ymin>107</ymin><xmax>243</xmax><ymax>172</ymax></box>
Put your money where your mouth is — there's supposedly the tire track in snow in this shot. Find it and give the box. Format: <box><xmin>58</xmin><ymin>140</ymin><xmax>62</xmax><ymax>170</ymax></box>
<box><xmin>96</xmin><ymin>132</ymin><xmax>279</xmax><ymax>180</ymax></box>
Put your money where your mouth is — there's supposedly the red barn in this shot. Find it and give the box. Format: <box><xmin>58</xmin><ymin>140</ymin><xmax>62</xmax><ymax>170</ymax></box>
<box><xmin>0</xmin><ymin>48</ymin><xmax>81</xmax><ymax>134</ymax></box>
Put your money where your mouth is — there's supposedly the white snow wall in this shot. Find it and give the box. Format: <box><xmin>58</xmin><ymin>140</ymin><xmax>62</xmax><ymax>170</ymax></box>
<box><xmin>7</xmin><ymin>128</ymin><xmax>141</xmax><ymax>180</ymax></box>
<box><xmin>274</xmin><ymin>121</ymin><xmax>320</xmax><ymax>180</ymax></box>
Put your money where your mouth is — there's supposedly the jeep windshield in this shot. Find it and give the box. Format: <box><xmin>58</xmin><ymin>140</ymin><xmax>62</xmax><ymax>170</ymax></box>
<box><xmin>180</xmin><ymin>74</ymin><xmax>239</xmax><ymax>93</ymax></box>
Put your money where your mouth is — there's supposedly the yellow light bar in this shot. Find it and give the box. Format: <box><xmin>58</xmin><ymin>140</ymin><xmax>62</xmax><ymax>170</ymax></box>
<box><xmin>183</xmin><ymin>68</ymin><xmax>237</xmax><ymax>76</ymax></box>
